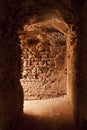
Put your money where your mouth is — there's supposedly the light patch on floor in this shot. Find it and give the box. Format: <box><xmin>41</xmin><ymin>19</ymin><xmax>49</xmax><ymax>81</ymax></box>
<box><xmin>24</xmin><ymin>95</ymin><xmax>74</xmax><ymax>124</ymax></box>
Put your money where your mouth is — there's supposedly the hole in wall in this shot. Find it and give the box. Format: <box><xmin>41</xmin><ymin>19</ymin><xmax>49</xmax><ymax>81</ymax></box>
<box><xmin>18</xmin><ymin>18</ymin><xmax>67</xmax><ymax>100</ymax></box>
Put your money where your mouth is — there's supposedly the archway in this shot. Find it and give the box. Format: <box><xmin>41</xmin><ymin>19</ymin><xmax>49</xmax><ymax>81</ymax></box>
<box><xmin>17</xmin><ymin>2</ymin><xmax>77</xmax><ymax>129</ymax></box>
<box><xmin>0</xmin><ymin>0</ymin><xmax>78</xmax><ymax>129</ymax></box>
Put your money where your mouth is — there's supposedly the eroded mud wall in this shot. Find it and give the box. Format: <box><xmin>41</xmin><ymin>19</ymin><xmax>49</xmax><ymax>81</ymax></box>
<box><xmin>17</xmin><ymin>0</ymin><xmax>76</xmax><ymax>101</ymax></box>
<box><xmin>19</xmin><ymin>21</ymin><xmax>67</xmax><ymax>100</ymax></box>
<box><xmin>0</xmin><ymin>0</ymin><xmax>80</xmax><ymax>129</ymax></box>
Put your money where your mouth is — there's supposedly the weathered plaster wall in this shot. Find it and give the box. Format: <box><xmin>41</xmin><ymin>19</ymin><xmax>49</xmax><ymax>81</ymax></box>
<box><xmin>0</xmin><ymin>0</ymin><xmax>77</xmax><ymax>129</ymax></box>
<box><xmin>0</xmin><ymin>0</ymin><xmax>76</xmax><ymax>129</ymax></box>
<box><xmin>19</xmin><ymin>21</ymin><xmax>67</xmax><ymax>100</ymax></box>
<box><xmin>1</xmin><ymin>0</ymin><xmax>86</xmax><ymax>129</ymax></box>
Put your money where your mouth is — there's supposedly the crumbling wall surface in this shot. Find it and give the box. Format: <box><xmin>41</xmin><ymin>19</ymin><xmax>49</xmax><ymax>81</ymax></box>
<box><xmin>0</xmin><ymin>0</ymin><xmax>79</xmax><ymax>129</ymax></box>
<box><xmin>17</xmin><ymin>0</ymin><xmax>74</xmax><ymax>101</ymax></box>
<box><xmin>19</xmin><ymin>22</ymin><xmax>67</xmax><ymax>100</ymax></box>
<box><xmin>0</xmin><ymin>0</ymin><xmax>23</xmax><ymax>130</ymax></box>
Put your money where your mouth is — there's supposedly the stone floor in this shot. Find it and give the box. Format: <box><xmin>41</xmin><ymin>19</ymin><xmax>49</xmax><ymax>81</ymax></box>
<box><xmin>13</xmin><ymin>95</ymin><xmax>75</xmax><ymax>130</ymax></box>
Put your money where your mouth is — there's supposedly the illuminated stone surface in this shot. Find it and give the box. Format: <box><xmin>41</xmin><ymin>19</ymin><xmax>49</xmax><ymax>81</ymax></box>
<box><xmin>19</xmin><ymin>22</ymin><xmax>67</xmax><ymax>100</ymax></box>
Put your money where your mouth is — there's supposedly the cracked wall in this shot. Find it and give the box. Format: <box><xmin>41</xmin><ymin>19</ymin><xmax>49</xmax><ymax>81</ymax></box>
<box><xmin>19</xmin><ymin>20</ymin><xmax>67</xmax><ymax>100</ymax></box>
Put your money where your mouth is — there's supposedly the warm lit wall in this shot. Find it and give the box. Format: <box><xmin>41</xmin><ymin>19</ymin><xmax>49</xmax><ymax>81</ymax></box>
<box><xmin>0</xmin><ymin>0</ymin><xmax>75</xmax><ymax>129</ymax></box>
<box><xmin>1</xmin><ymin>0</ymin><xmax>87</xmax><ymax>129</ymax></box>
<box><xmin>0</xmin><ymin>0</ymin><xmax>74</xmax><ymax>129</ymax></box>
<box><xmin>19</xmin><ymin>22</ymin><xmax>67</xmax><ymax>100</ymax></box>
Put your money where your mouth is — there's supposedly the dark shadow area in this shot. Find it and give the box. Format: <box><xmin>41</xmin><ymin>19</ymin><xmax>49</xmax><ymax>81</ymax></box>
<box><xmin>12</xmin><ymin>113</ymin><xmax>75</xmax><ymax>130</ymax></box>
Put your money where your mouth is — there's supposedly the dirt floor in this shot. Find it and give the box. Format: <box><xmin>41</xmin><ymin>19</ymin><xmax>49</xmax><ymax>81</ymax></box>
<box><xmin>13</xmin><ymin>95</ymin><xmax>75</xmax><ymax>130</ymax></box>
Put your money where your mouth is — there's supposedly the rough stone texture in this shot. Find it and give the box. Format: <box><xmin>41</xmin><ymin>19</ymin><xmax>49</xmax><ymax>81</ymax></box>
<box><xmin>0</xmin><ymin>0</ymin><xmax>72</xmax><ymax>129</ymax></box>
<box><xmin>1</xmin><ymin>0</ymin><xmax>87</xmax><ymax>129</ymax></box>
<box><xmin>19</xmin><ymin>21</ymin><xmax>67</xmax><ymax>100</ymax></box>
<box><xmin>0</xmin><ymin>0</ymin><xmax>76</xmax><ymax>129</ymax></box>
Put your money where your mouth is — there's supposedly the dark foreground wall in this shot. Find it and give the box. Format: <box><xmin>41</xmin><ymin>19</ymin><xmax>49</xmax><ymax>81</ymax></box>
<box><xmin>0</xmin><ymin>0</ymin><xmax>23</xmax><ymax>129</ymax></box>
<box><xmin>0</xmin><ymin>0</ymin><xmax>87</xmax><ymax>129</ymax></box>
<box><xmin>73</xmin><ymin>0</ymin><xmax>87</xmax><ymax>128</ymax></box>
